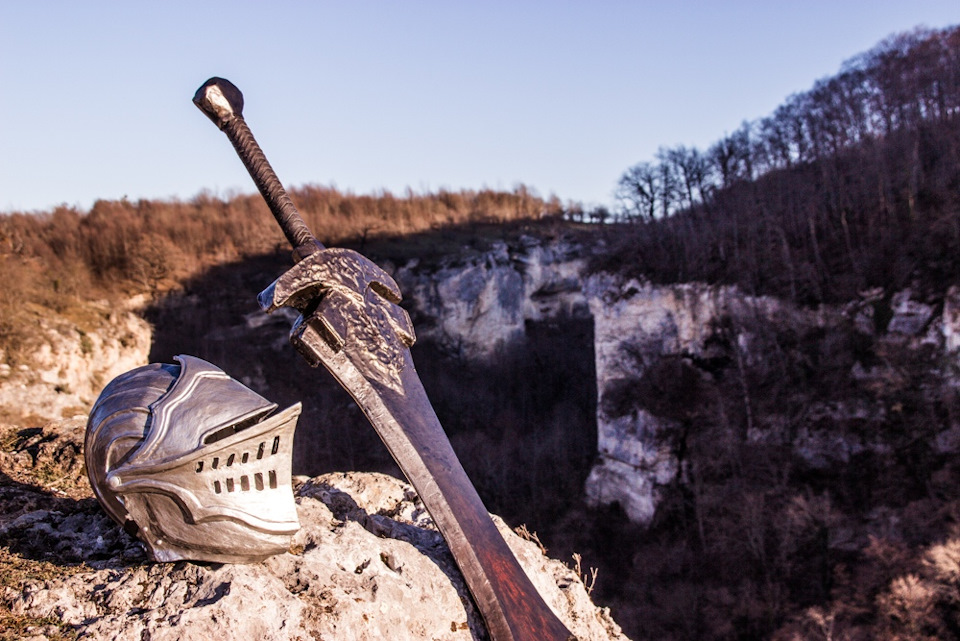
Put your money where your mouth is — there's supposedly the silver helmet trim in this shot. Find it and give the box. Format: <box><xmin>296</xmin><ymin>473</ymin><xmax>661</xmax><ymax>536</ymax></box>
<box><xmin>106</xmin><ymin>402</ymin><xmax>302</xmax><ymax>534</ymax></box>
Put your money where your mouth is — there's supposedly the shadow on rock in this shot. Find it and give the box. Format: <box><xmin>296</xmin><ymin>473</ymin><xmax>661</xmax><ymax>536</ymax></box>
<box><xmin>0</xmin><ymin>421</ymin><xmax>148</xmax><ymax>568</ymax></box>
<box><xmin>0</xmin><ymin>466</ymin><xmax>146</xmax><ymax>568</ymax></box>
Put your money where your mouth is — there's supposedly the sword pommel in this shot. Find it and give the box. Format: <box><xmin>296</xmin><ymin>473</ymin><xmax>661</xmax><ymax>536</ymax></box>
<box><xmin>193</xmin><ymin>77</ymin><xmax>245</xmax><ymax>130</ymax></box>
<box><xmin>193</xmin><ymin>77</ymin><xmax>321</xmax><ymax>257</ymax></box>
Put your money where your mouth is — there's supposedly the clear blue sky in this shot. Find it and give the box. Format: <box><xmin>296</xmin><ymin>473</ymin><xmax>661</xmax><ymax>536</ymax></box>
<box><xmin>2</xmin><ymin>2</ymin><xmax>957</xmax><ymax>214</ymax></box>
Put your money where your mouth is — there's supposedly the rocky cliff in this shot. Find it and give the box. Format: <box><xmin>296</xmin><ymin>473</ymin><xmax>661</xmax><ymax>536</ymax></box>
<box><xmin>392</xmin><ymin>237</ymin><xmax>960</xmax><ymax>526</ymax></box>
<box><xmin>394</xmin><ymin>236</ymin><xmax>591</xmax><ymax>362</ymax></box>
<box><xmin>581</xmin><ymin>276</ymin><xmax>836</xmax><ymax>522</ymax></box>
<box><xmin>585</xmin><ymin>276</ymin><xmax>960</xmax><ymax>525</ymax></box>
<box><xmin>9</xmin><ymin>234</ymin><xmax>959</xmax><ymax>639</ymax></box>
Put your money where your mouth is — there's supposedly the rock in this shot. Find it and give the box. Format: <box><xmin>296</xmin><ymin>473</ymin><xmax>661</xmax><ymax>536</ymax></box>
<box><xmin>887</xmin><ymin>289</ymin><xmax>934</xmax><ymax>336</ymax></box>
<box><xmin>395</xmin><ymin>236</ymin><xmax>589</xmax><ymax>362</ymax></box>
<box><xmin>579</xmin><ymin>274</ymin><xmax>960</xmax><ymax>524</ymax></box>
<box><xmin>0</xmin><ymin>300</ymin><xmax>151</xmax><ymax>424</ymax></box>
<box><xmin>583</xmin><ymin>456</ymin><xmax>669</xmax><ymax>524</ymax></box>
<box><xmin>0</xmin><ymin>420</ymin><xmax>628</xmax><ymax>640</ymax></box>
<box><xmin>942</xmin><ymin>286</ymin><xmax>960</xmax><ymax>353</ymax></box>
<box><xmin>582</xmin><ymin>275</ymin><xmax>852</xmax><ymax>523</ymax></box>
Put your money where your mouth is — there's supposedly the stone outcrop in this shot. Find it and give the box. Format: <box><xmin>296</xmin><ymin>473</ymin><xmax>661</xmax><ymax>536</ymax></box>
<box><xmin>940</xmin><ymin>285</ymin><xmax>960</xmax><ymax>353</ymax></box>
<box><xmin>0</xmin><ymin>299</ymin><xmax>151</xmax><ymax>424</ymax></box>
<box><xmin>582</xmin><ymin>275</ymin><xmax>832</xmax><ymax>523</ymax></box>
<box><xmin>393</xmin><ymin>239</ymin><xmax>809</xmax><ymax>524</ymax></box>
<box><xmin>394</xmin><ymin>236</ymin><xmax>589</xmax><ymax>362</ymax></box>
<box><xmin>583</xmin><ymin>274</ymin><xmax>960</xmax><ymax>524</ymax></box>
<box><xmin>0</xmin><ymin>420</ymin><xmax>627</xmax><ymax>640</ymax></box>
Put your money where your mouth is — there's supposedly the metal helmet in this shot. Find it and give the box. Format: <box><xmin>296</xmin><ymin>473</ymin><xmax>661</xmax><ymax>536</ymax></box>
<box><xmin>85</xmin><ymin>354</ymin><xmax>302</xmax><ymax>563</ymax></box>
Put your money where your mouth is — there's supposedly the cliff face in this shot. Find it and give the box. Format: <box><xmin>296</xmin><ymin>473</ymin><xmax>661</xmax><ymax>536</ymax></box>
<box><xmin>394</xmin><ymin>237</ymin><xmax>590</xmax><ymax>362</ymax></box>
<box><xmin>392</xmin><ymin>238</ymin><xmax>960</xmax><ymax>526</ymax></box>
<box><xmin>582</xmin><ymin>276</ymin><xmax>854</xmax><ymax>522</ymax></box>
<box><xmin>21</xmin><ymin>239</ymin><xmax>952</xmax><ymax>534</ymax></box>
<box><xmin>585</xmin><ymin>277</ymin><xmax>960</xmax><ymax>524</ymax></box>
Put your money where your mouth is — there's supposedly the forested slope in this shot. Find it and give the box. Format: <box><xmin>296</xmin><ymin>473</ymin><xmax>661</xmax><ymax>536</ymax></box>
<box><xmin>606</xmin><ymin>25</ymin><xmax>960</xmax><ymax>307</ymax></box>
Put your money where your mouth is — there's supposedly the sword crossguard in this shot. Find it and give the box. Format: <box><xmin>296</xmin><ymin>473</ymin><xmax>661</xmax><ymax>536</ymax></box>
<box><xmin>258</xmin><ymin>247</ymin><xmax>416</xmax><ymax>391</ymax></box>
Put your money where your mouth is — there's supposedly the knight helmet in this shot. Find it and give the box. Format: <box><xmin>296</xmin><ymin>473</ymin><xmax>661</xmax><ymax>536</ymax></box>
<box><xmin>85</xmin><ymin>355</ymin><xmax>302</xmax><ymax>563</ymax></box>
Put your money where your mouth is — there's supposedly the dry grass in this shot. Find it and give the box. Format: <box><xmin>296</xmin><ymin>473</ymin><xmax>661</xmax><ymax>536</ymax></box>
<box><xmin>0</xmin><ymin>548</ymin><xmax>85</xmax><ymax>641</ymax></box>
<box><xmin>0</xmin><ymin>185</ymin><xmax>556</xmax><ymax>368</ymax></box>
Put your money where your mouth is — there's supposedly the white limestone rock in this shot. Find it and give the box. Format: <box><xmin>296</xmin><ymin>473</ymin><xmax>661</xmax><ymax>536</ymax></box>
<box><xmin>0</xmin><ymin>421</ymin><xmax>627</xmax><ymax>641</ymax></box>
<box><xmin>887</xmin><ymin>289</ymin><xmax>934</xmax><ymax>336</ymax></box>
<box><xmin>942</xmin><ymin>285</ymin><xmax>960</xmax><ymax>354</ymax></box>
<box><xmin>583</xmin><ymin>275</ymin><xmax>829</xmax><ymax>523</ymax></box>
<box><xmin>0</xmin><ymin>300</ymin><xmax>151</xmax><ymax>423</ymax></box>
<box><xmin>395</xmin><ymin>237</ymin><xmax>588</xmax><ymax>362</ymax></box>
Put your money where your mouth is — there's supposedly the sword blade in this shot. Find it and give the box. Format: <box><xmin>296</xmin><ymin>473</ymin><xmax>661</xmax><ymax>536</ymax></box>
<box><xmin>311</xmin><ymin>338</ymin><xmax>573</xmax><ymax>641</ymax></box>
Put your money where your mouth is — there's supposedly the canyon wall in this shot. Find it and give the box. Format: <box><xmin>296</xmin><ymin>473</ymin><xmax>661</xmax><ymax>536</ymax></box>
<box><xmin>394</xmin><ymin>237</ymin><xmax>591</xmax><ymax>361</ymax></box>
<box><xmin>9</xmin><ymin>236</ymin><xmax>960</xmax><ymax>639</ymax></box>
<box><xmin>14</xmin><ymin>237</ymin><xmax>960</xmax><ymax>532</ymax></box>
<box><xmin>395</xmin><ymin>238</ymin><xmax>960</xmax><ymax>525</ymax></box>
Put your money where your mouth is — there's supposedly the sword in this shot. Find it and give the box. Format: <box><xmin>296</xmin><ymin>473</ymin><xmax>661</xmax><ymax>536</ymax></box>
<box><xmin>193</xmin><ymin>77</ymin><xmax>575</xmax><ymax>641</ymax></box>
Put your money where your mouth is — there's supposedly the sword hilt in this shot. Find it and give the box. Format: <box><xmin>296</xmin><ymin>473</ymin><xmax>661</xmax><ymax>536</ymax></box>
<box><xmin>193</xmin><ymin>77</ymin><xmax>322</xmax><ymax>261</ymax></box>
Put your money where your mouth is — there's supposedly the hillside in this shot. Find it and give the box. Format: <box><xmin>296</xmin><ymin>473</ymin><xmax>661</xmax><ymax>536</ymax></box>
<box><xmin>2</xmin><ymin>23</ymin><xmax>960</xmax><ymax>641</ymax></box>
<box><xmin>6</xmin><ymin>221</ymin><xmax>960</xmax><ymax>641</ymax></box>
<box><xmin>0</xmin><ymin>185</ymin><xmax>557</xmax><ymax>369</ymax></box>
<box><xmin>606</xmin><ymin>25</ymin><xmax>960</xmax><ymax>307</ymax></box>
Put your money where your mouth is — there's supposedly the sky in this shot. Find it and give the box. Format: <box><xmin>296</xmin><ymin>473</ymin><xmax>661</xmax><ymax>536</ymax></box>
<box><xmin>1</xmin><ymin>2</ymin><xmax>958</xmax><ymax>214</ymax></box>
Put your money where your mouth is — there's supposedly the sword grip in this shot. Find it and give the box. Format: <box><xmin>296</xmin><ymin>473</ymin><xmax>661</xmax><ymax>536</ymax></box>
<box><xmin>193</xmin><ymin>77</ymin><xmax>322</xmax><ymax>259</ymax></box>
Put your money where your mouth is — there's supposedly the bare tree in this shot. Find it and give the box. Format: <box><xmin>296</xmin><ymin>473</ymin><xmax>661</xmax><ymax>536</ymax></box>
<box><xmin>616</xmin><ymin>161</ymin><xmax>660</xmax><ymax>220</ymax></box>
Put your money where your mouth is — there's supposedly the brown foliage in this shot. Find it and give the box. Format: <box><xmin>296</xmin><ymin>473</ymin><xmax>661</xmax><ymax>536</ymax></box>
<box><xmin>0</xmin><ymin>186</ymin><xmax>550</xmax><ymax>364</ymax></box>
<box><xmin>1</xmin><ymin>184</ymin><xmax>549</xmax><ymax>290</ymax></box>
